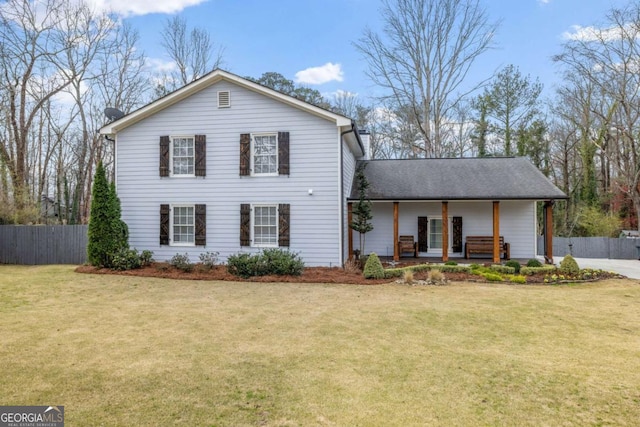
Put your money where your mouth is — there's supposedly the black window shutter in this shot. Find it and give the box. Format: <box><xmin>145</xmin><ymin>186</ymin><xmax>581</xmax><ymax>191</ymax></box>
<box><xmin>418</xmin><ymin>216</ymin><xmax>429</xmax><ymax>252</ymax></box>
<box><xmin>240</xmin><ymin>204</ymin><xmax>251</xmax><ymax>246</ymax></box>
<box><xmin>195</xmin><ymin>135</ymin><xmax>206</xmax><ymax>177</ymax></box>
<box><xmin>160</xmin><ymin>204</ymin><xmax>170</xmax><ymax>245</ymax></box>
<box><xmin>278</xmin><ymin>132</ymin><xmax>289</xmax><ymax>175</ymax></box>
<box><xmin>159</xmin><ymin>136</ymin><xmax>170</xmax><ymax>177</ymax></box>
<box><xmin>278</xmin><ymin>203</ymin><xmax>290</xmax><ymax>247</ymax></box>
<box><xmin>240</xmin><ymin>134</ymin><xmax>250</xmax><ymax>176</ymax></box>
<box><xmin>452</xmin><ymin>216</ymin><xmax>463</xmax><ymax>252</ymax></box>
<box><xmin>195</xmin><ymin>204</ymin><xmax>206</xmax><ymax>246</ymax></box>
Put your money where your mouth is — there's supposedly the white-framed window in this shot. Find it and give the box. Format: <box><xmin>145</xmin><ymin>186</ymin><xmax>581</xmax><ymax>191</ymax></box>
<box><xmin>171</xmin><ymin>136</ymin><xmax>195</xmax><ymax>176</ymax></box>
<box><xmin>251</xmin><ymin>133</ymin><xmax>278</xmax><ymax>176</ymax></box>
<box><xmin>171</xmin><ymin>204</ymin><xmax>195</xmax><ymax>246</ymax></box>
<box><xmin>252</xmin><ymin>204</ymin><xmax>278</xmax><ymax>247</ymax></box>
<box><xmin>429</xmin><ymin>218</ymin><xmax>443</xmax><ymax>249</ymax></box>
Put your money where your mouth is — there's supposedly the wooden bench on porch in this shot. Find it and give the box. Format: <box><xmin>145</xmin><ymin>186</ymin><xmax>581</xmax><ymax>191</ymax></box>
<box><xmin>397</xmin><ymin>235</ymin><xmax>418</xmax><ymax>258</ymax></box>
<box><xmin>465</xmin><ymin>236</ymin><xmax>510</xmax><ymax>260</ymax></box>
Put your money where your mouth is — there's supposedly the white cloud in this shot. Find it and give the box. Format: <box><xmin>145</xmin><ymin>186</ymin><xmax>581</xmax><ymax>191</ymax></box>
<box><xmin>146</xmin><ymin>57</ymin><xmax>178</xmax><ymax>73</ymax></box>
<box><xmin>85</xmin><ymin>0</ymin><xmax>209</xmax><ymax>17</ymax></box>
<box><xmin>295</xmin><ymin>63</ymin><xmax>344</xmax><ymax>85</ymax></box>
<box><xmin>323</xmin><ymin>89</ymin><xmax>359</xmax><ymax>99</ymax></box>
<box><xmin>562</xmin><ymin>24</ymin><xmax>629</xmax><ymax>42</ymax></box>
<box><xmin>53</xmin><ymin>80</ymin><xmax>89</xmax><ymax>107</ymax></box>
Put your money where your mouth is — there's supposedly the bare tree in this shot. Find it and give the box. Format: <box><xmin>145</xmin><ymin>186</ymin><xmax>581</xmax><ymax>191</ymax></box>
<box><xmin>0</xmin><ymin>0</ymin><xmax>141</xmax><ymax>223</ymax></box>
<box><xmin>160</xmin><ymin>16</ymin><xmax>223</xmax><ymax>92</ymax></box>
<box><xmin>355</xmin><ymin>0</ymin><xmax>498</xmax><ymax>158</ymax></box>
<box><xmin>554</xmin><ymin>1</ymin><xmax>640</xmax><ymax>230</ymax></box>
<box><xmin>0</xmin><ymin>0</ymin><xmax>116</xmax><ymax>219</ymax></box>
<box><xmin>442</xmin><ymin>99</ymin><xmax>475</xmax><ymax>157</ymax></box>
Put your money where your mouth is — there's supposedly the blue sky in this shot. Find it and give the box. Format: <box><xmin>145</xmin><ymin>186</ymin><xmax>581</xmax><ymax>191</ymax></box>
<box><xmin>95</xmin><ymin>0</ymin><xmax>625</xmax><ymax>102</ymax></box>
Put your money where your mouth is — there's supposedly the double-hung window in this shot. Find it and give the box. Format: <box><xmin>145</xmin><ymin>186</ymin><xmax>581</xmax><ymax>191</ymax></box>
<box><xmin>252</xmin><ymin>204</ymin><xmax>278</xmax><ymax>247</ymax></box>
<box><xmin>240</xmin><ymin>203</ymin><xmax>289</xmax><ymax>247</ymax></box>
<box><xmin>171</xmin><ymin>136</ymin><xmax>195</xmax><ymax>176</ymax></box>
<box><xmin>239</xmin><ymin>132</ymin><xmax>289</xmax><ymax>176</ymax></box>
<box><xmin>252</xmin><ymin>134</ymin><xmax>278</xmax><ymax>175</ymax></box>
<box><xmin>171</xmin><ymin>205</ymin><xmax>195</xmax><ymax>245</ymax></box>
<box><xmin>160</xmin><ymin>135</ymin><xmax>205</xmax><ymax>177</ymax></box>
<box><xmin>160</xmin><ymin>204</ymin><xmax>206</xmax><ymax>246</ymax></box>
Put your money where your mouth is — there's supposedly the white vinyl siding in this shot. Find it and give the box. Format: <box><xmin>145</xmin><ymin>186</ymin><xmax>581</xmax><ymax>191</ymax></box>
<box><xmin>116</xmin><ymin>80</ymin><xmax>346</xmax><ymax>266</ymax></box>
<box><xmin>171</xmin><ymin>136</ymin><xmax>195</xmax><ymax>176</ymax></box>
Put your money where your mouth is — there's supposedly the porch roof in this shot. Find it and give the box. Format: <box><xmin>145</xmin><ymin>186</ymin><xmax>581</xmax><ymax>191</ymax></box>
<box><xmin>349</xmin><ymin>157</ymin><xmax>567</xmax><ymax>201</ymax></box>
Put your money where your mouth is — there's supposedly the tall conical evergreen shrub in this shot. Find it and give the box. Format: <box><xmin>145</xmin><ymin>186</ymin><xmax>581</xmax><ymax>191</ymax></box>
<box><xmin>110</xmin><ymin>181</ymin><xmax>129</xmax><ymax>253</ymax></box>
<box><xmin>87</xmin><ymin>162</ymin><xmax>128</xmax><ymax>267</ymax></box>
<box><xmin>350</xmin><ymin>163</ymin><xmax>374</xmax><ymax>254</ymax></box>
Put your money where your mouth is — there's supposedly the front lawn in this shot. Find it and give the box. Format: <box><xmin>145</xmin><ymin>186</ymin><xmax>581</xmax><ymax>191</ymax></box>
<box><xmin>1</xmin><ymin>265</ymin><xmax>639</xmax><ymax>425</ymax></box>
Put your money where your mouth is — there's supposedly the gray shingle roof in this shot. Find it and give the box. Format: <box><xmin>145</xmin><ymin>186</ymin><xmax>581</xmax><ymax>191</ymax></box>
<box><xmin>349</xmin><ymin>157</ymin><xmax>567</xmax><ymax>200</ymax></box>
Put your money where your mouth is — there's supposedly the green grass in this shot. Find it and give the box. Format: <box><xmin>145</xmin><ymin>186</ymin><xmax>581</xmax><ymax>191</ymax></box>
<box><xmin>1</xmin><ymin>265</ymin><xmax>639</xmax><ymax>426</ymax></box>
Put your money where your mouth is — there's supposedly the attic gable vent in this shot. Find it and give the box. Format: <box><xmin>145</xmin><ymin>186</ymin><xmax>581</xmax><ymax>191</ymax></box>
<box><xmin>218</xmin><ymin>91</ymin><xmax>230</xmax><ymax>108</ymax></box>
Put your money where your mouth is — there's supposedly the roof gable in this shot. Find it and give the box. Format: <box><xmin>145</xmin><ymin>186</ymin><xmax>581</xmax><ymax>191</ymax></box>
<box><xmin>99</xmin><ymin>69</ymin><xmax>354</xmax><ymax>134</ymax></box>
<box><xmin>350</xmin><ymin>157</ymin><xmax>567</xmax><ymax>201</ymax></box>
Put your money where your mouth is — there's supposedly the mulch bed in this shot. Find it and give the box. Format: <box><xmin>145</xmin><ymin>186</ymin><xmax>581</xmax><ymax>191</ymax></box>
<box><xmin>75</xmin><ymin>262</ymin><xmax>624</xmax><ymax>285</ymax></box>
<box><xmin>76</xmin><ymin>263</ymin><xmax>389</xmax><ymax>285</ymax></box>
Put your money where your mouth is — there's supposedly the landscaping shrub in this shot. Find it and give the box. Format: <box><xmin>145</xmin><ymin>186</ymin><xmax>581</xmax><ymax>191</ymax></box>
<box><xmin>383</xmin><ymin>268</ymin><xmax>406</xmax><ymax>279</ymax></box>
<box><xmin>444</xmin><ymin>260</ymin><xmax>457</xmax><ymax>266</ymax></box>
<box><xmin>139</xmin><ymin>250</ymin><xmax>154</xmax><ymax>267</ymax></box>
<box><xmin>171</xmin><ymin>253</ymin><xmax>194</xmax><ymax>272</ymax></box>
<box><xmin>363</xmin><ymin>253</ymin><xmax>385</xmax><ymax>279</ymax></box>
<box><xmin>343</xmin><ymin>258</ymin><xmax>361</xmax><ymax>273</ymax></box>
<box><xmin>110</xmin><ymin>248</ymin><xmax>141</xmax><ymax>271</ymax></box>
<box><xmin>260</xmin><ymin>248</ymin><xmax>304</xmax><ymax>276</ymax></box>
<box><xmin>507</xmin><ymin>275</ymin><xmax>527</xmax><ymax>284</ymax></box>
<box><xmin>226</xmin><ymin>249</ymin><xmax>305</xmax><ymax>278</ymax></box>
<box><xmin>383</xmin><ymin>263</ymin><xmax>470</xmax><ymax>279</ymax></box>
<box><xmin>428</xmin><ymin>269</ymin><xmax>444</xmax><ymax>282</ymax></box>
<box><xmin>403</xmin><ymin>269</ymin><xmax>414</xmax><ymax>285</ymax></box>
<box><xmin>526</xmin><ymin>259</ymin><xmax>542</xmax><ymax>268</ymax></box>
<box><xmin>199</xmin><ymin>251</ymin><xmax>220</xmax><ymax>270</ymax></box>
<box><xmin>481</xmin><ymin>272</ymin><xmax>503</xmax><ymax>282</ymax></box>
<box><xmin>490</xmin><ymin>264</ymin><xmax>515</xmax><ymax>274</ymax></box>
<box><xmin>505</xmin><ymin>260</ymin><xmax>521</xmax><ymax>274</ymax></box>
<box><xmin>409</xmin><ymin>264</ymin><xmax>433</xmax><ymax>273</ymax></box>
<box><xmin>520</xmin><ymin>265</ymin><xmax>556</xmax><ymax>275</ymax></box>
<box><xmin>88</xmin><ymin>161</ymin><xmax>129</xmax><ymax>268</ymax></box>
<box><xmin>226</xmin><ymin>253</ymin><xmax>256</xmax><ymax>278</ymax></box>
<box><xmin>559</xmin><ymin>255</ymin><xmax>580</xmax><ymax>275</ymax></box>
<box><xmin>433</xmin><ymin>264</ymin><xmax>471</xmax><ymax>273</ymax></box>
<box><xmin>109</xmin><ymin>248</ymin><xmax>153</xmax><ymax>271</ymax></box>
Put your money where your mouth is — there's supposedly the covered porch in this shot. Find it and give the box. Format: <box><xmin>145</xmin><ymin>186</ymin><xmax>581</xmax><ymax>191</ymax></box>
<box><xmin>346</xmin><ymin>157</ymin><xmax>567</xmax><ymax>265</ymax></box>
<box><xmin>348</xmin><ymin>199</ymin><xmax>557</xmax><ymax>264</ymax></box>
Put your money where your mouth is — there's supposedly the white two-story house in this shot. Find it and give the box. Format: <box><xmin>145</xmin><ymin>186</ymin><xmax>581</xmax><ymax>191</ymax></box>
<box><xmin>100</xmin><ymin>69</ymin><xmax>363</xmax><ymax>267</ymax></box>
<box><xmin>100</xmin><ymin>69</ymin><xmax>565</xmax><ymax>267</ymax></box>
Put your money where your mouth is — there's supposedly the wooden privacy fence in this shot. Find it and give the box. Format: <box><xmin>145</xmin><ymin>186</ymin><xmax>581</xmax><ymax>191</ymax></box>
<box><xmin>537</xmin><ymin>236</ymin><xmax>640</xmax><ymax>260</ymax></box>
<box><xmin>0</xmin><ymin>225</ymin><xmax>88</xmax><ymax>265</ymax></box>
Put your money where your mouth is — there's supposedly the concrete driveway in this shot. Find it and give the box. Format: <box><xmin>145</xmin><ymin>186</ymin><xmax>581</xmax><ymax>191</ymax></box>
<box><xmin>564</xmin><ymin>257</ymin><xmax>640</xmax><ymax>279</ymax></box>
